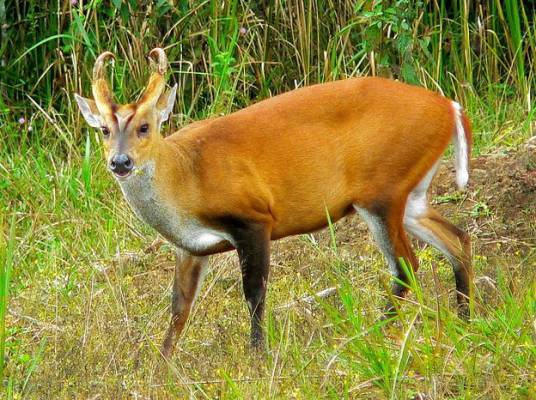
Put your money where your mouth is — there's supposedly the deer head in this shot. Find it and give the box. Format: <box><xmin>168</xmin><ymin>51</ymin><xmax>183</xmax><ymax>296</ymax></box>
<box><xmin>75</xmin><ymin>48</ymin><xmax>177</xmax><ymax>179</ymax></box>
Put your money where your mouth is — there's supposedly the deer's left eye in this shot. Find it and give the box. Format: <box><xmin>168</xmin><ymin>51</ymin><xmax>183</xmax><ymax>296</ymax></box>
<box><xmin>138</xmin><ymin>123</ymin><xmax>149</xmax><ymax>137</ymax></box>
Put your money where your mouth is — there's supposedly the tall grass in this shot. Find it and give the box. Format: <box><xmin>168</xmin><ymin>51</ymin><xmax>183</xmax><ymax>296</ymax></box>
<box><xmin>0</xmin><ymin>214</ymin><xmax>16</xmax><ymax>383</ymax></box>
<box><xmin>1</xmin><ymin>0</ymin><xmax>534</xmax><ymax>147</ymax></box>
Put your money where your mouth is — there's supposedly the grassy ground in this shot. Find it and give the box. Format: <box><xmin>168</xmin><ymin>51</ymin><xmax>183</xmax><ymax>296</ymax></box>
<box><xmin>1</xmin><ymin>118</ymin><xmax>535</xmax><ymax>398</ymax></box>
<box><xmin>1</xmin><ymin>1</ymin><xmax>535</xmax><ymax>398</ymax></box>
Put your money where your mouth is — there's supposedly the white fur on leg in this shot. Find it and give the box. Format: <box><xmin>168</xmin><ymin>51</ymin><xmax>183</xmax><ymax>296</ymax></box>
<box><xmin>403</xmin><ymin>162</ymin><xmax>461</xmax><ymax>269</ymax></box>
<box><xmin>354</xmin><ymin>206</ymin><xmax>399</xmax><ymax>277</ymax></box>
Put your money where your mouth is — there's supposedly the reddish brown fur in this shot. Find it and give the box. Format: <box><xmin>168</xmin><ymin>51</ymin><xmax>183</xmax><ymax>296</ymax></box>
<box><xmin>161</xmin><ymin>78</ymin><xmax>456</xmax><ymax>239</ymax></box>
<box><xmin>76</xmin><ymin>57</ymin><xmax>474</xmax><ymax>356</ymax></box>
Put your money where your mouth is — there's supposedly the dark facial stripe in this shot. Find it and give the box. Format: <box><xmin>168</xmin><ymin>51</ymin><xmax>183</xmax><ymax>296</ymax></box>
<box><xmin>123</xmin><ymin>112</ymin><xmax>136</xmax><ymax>131</ymax></box>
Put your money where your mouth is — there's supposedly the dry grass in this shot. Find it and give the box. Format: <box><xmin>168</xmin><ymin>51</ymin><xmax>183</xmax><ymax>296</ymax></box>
<box><xmin>2</xmin><ymin>141</ymin><xmax>535</xmax><ymax>398</ymax></box>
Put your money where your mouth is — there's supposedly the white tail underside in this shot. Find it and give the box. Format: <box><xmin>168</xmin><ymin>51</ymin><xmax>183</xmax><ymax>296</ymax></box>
<box><xmin>452</xmin><ymin>101</ymin><xmax>469</xmax><ymax>190</ymax></box>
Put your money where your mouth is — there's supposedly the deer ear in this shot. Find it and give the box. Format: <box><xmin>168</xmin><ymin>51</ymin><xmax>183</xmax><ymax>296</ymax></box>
<box><xmin>156</xmin><ymin>83</ymin><xmax>178</xmax><ymax>125</ymax></box>
<box><xmin>74</xmin><ymin>94</ymin><xmax>102</xmax><ymax>128</ymax></box>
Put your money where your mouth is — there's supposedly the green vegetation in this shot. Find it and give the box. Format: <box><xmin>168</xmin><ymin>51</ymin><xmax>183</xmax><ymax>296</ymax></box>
<box><xmin>1</xmin><ymin>0</ymin><xmax>535</xmax><ymax>398</ymax></box>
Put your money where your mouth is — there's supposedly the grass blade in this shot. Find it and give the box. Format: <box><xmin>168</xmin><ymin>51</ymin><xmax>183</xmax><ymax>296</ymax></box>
<box><xmin>0</xmin><ymin>214</ymin><xmax>17</xmax><ymax>381</ymax></box>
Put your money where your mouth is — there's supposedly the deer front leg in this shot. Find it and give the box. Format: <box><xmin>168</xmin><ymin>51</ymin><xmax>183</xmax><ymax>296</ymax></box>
<box><xmin>161</xmin><ymin>248</ymin><xmax>208</xmax><ymax>358</ymax></box>
<box><xmin>233</xmin><ymin>223</ymin><xmax>271</xmax><ymax>348</ymax></box>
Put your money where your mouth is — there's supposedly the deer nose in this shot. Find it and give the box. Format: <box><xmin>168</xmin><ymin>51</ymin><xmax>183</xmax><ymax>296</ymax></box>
<box><xmin>109</xmin><ymin>153</ymin><xmax>133</xmax><ymax>177</ymax></box>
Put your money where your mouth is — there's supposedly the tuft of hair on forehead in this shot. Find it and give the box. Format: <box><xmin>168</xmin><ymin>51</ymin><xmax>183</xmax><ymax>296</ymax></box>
<box><xmin>114</xmin><ymin>104</ymin><xmax>138</xmax><ymax>131</ymax></box>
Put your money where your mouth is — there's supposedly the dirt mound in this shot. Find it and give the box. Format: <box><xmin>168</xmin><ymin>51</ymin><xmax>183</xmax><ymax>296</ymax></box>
<box><xmin>433</xmin><ymin>143</ymin><xmax>535</xmax><ymax>254</ymax></box>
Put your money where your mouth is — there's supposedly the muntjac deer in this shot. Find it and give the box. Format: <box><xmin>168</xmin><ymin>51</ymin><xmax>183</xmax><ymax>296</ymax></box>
<box><xmin>75</xmin><ymin>49</ymin><xmax>473</xmax><ymax>357</ymax></box>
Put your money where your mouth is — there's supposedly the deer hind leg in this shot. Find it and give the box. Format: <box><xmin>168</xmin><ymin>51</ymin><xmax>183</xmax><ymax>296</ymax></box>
<box><xmin>161</xmin><ymin>249</ymin><xmax>209</xmax><ymax>358</ymax></box>
<box><xmin>354</xmin><ymin>203</ymin><xmax>420</xmax><ymax>314</ymax></box>
<box><xmin>403</xmin><ymin>165</ymin><xmax>473</xmax><ymax>318</ymax></box>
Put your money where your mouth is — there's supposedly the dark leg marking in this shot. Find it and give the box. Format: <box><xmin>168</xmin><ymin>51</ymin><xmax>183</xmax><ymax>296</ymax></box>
<box><xmin>216</xmin><ymin>216</ymin><xmax>271</xmax><ymax>348</ymax></box>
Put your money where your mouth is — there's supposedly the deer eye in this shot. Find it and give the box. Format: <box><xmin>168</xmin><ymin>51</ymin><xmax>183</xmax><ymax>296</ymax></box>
<box><xmin>138</xmin><ymin>123</ymin><xmax>149</xmax><ymax>137</ymax></box>
<box><xmin>101</xmin><ymin>126</ymin><xmax>110</xmax><ymax>138</ymax></box>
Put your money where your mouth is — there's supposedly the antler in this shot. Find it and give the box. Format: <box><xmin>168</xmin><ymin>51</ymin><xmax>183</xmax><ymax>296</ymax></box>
<box><xmin>92</xmin><ymin>51</ymin><xmax>115</xmax><ymax>114</ymax></box>
<box><xmin>148</xmin><ymin>48</ymin><xmax>168</xmax><ymax>75</ymax></box>
<box><xmin>139</xmin><ymin>47</ymin><xmax>168</xmax><ymax>106</ymax></box>
<box><xmin>93</xmin><ymin>51</ymin><xmax>115</xmax><ymax>81</ymax></box>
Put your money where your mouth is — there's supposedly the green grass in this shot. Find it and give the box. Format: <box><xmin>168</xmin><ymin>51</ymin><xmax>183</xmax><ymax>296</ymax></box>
<box><xmin>1</xmin><ymin>0</ymin><xmax>535</xmax><ymax>398</ymax></box>
<box><xmin>0</xmin><ymin>214</ymin><xmax>16</xmax><ymax>386</ymax></box>
<box><xmin>1</xmin><ymin>1</ymin><xmax>534</xmax><ymax>143</ymax></box>
<box><xmin>1</xmin><ymin>124</ymin><xmax>535</xmax><ymax>398</ymax></box>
